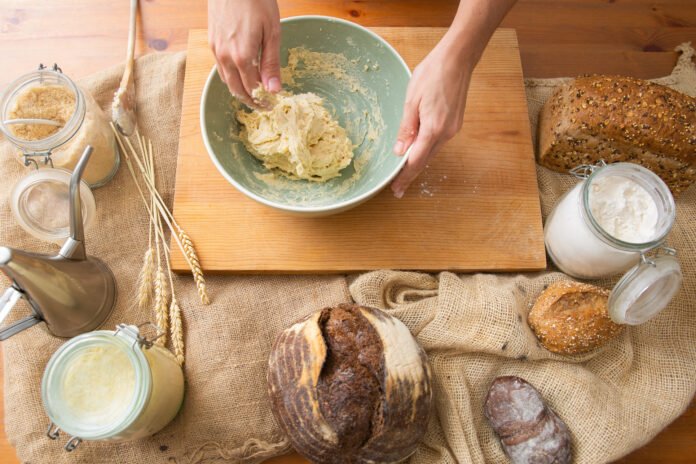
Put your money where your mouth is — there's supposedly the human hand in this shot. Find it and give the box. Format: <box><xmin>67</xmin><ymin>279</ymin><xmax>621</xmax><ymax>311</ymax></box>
<box><xmin>391</xmin><ymin>38</ymin><xmax>473</xmax><ymax>198</ymax></box>
<box><xmin>208</xmin><ymin>0</ymin><xmax>281</xmax><ymax>105</ymax></box>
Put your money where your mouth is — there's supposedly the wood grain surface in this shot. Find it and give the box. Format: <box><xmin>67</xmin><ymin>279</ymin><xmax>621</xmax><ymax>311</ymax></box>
<box><xmin>169</xmin><ymin>28</ymin><xmax>546</xmax><ymax>273</ymax></box>
<box><xmin>0</xmin><ymin>0</ymin><xmax>694</xmax><ymax>462</ymax></box>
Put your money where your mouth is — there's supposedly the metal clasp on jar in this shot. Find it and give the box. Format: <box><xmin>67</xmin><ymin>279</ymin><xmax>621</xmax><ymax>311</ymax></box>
<box><xmin>114</xmin><ymin>322</ymin><xmax>165</xmax><ymax>350</ymax></box>
<box><xmin>46</xmin><ymin>422</ymin><xmax>82</xmax><ymax>452</ymax></box>
<box><xmin>17</xmin><ymin>64</ymin><xmax>65</xmax><ymax>170</ymax></box>
<box><xmin>640</xmin><ymin>245</ymin><xmax>677</xmax><ymax>267</ymax></box>
<box><xmin>569</xmin><ymin>159</ymin><xmax>608</xmax><ymax>179</ymax></box>
<box><xmin>22</xmin><ymin>150</ymin><xmax>54</xmax><ymax>170</ymax></box>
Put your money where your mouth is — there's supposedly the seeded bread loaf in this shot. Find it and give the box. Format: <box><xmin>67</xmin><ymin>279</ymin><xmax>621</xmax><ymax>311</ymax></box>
<box><xmin>538</xmin><ymin>76</ymin><xmax>696</xmax><ymax>194</ymax></box>
<box><xmin>267</xmin><ymin>304</ymin><xmax>432</xmax><ymax>464</ymax></box>
<box><xmin>528</xmin><ymin>281</ymin><xmax>623</xmax><ymax>355</ymax></box>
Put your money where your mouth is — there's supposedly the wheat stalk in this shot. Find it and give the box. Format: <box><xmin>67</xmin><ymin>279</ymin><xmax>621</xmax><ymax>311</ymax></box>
<box><xmin>169</xmin><ymin>296</ymin><xmax>185</xmax><ymax>365</ymax></box>
<box><xmin>111</xmin><ymin>123</ymin><xmax>210</xmax><ymax>306</ymax></box>
<box><xmin>153</xmin><ymin>232</ymin><xmax>169</xmax><ymax>346</ymax></box>
<box><xmin>136</xmin><ymin>248</ymin><xmax>154</xmax><ymax>309</ymax></box>
<box><xmin>177</xmin><ymin>227</ymin><xmax>209</xmax><ymax>305</ymax></box>
<box><xmin>135</xmin><ymin>131</ymin><xmax>156</xmax><ymax>311</ymax></box>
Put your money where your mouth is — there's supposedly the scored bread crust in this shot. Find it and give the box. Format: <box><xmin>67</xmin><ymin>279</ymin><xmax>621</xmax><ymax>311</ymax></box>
<box><xmin>528</xmin><ymin>280</ymin><xmax>623</xmax><ymax>355</ymax></box>
<box><xmin>267</xmin><ymin>304</ymin><xmax>432</xmax><ymax>464</ymax></box>
<box><xmin>538</xmin><ymin>75</ymin><xmax>696</xmax><ymax>195</ymax></box>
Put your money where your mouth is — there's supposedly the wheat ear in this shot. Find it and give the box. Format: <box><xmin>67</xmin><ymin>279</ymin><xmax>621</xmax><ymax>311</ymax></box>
<box><xmin>153</xmin><ymin>238</ymin><xmax>169</xmax><ymax>346</ymax></box>
<box><xmin>177</xmin><ymin>226</ymin><xmax>209</xmax><ymax>305</ymax></box>
<box><xmin>169</xmin><ymin>297</ymin><xmax>185</xmax><ymax>365</ymax></box>
<box><xmin>112</xmin><ymin>124</ymin><xmax>210</xmax><ymax>305</ymax></box>
<box><xmin>136</xmin><ymin>248</ymin><xmax>154</xmax><ymax>309</ymax></box>
<box><xmin>144</xmin><ymin>135</ymin><xmax>184</xmax><ymax>362</ymax></box>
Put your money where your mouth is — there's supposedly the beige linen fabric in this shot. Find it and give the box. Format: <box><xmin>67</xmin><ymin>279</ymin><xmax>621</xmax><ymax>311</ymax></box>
<box><xmin>2</xmin><ymin>44</ymin><xmax>695</xmax><ymax>464</ymax></box>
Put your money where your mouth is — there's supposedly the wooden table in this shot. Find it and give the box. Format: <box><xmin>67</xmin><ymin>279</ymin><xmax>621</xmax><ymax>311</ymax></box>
<box><xmin>0</xmin><ymin>1</ymin><xmax>694</xmax><ymax>462</ymax></box>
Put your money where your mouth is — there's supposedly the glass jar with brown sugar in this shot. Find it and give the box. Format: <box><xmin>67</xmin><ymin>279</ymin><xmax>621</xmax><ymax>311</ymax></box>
<box><xmin>0</xmin><ymin>64</ymin><xmax>119</xmax><ymax>188</ymax></box>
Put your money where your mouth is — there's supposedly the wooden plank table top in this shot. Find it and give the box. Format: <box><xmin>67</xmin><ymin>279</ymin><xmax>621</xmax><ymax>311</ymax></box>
<box><xmin>0</xmin><ymin>1</ymin><xmax>694</xmax><ymax>463</ymax></box>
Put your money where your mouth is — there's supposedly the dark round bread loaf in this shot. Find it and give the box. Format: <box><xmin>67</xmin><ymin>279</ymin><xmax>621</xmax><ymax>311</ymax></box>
<box><xmin>267</xmin><ymin>304</ymin><xmax>432</xmax><ymax>464</ymax></box>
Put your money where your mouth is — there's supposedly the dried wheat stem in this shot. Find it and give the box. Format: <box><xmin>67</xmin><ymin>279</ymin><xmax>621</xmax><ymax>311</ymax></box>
<box><xmin>161</xmin><ymin>215</ymin><xmax>185</xmax><ymax>364</ymax></box>
<box><xmin>112</xmin><ymin>124</ymin><xmax>210</xmax><ymax>305</ymax></box>
<box><xmin>177</xmin><ymin>227</ymin><xmax>209</xmax><ymax>305</ymax></box>
<box><xmin>153</xmin><ymin>226</ymin><xmax>169</xmax><ymax>346</ymax></box>
<box><xmin>112</xmin><ymin>124</ymin><xmax>171</xmax><ymax>251</ymax></box>
<box><xmin>145</xmin><ymin>134</ymin><xmax>185</xmax><ymax>361</ymax></box>
<box><xmin>169</xmin><ymin>297</ymin><xmax>185</xmax><ymax>365</ymax></box>
<box><xmin>136</xmin><ymin>248</ymin><xmax>154</xmax><ymax>309</ymax></box>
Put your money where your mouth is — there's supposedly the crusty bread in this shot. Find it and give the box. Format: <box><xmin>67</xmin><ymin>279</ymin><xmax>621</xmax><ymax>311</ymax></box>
<box><xmin>538</xmin><ymin>75</ymin><xmax>696</xmax><ymax>195</ymax></box>
<box><xmin>267</xmin><ymin>304</ymin><xmax>432</xmax><ymax>464</ymax></box>
<box><xmin>528</xmin><ymin>280</ymin><xmax>623</xmax><ymax>355</ymax></box>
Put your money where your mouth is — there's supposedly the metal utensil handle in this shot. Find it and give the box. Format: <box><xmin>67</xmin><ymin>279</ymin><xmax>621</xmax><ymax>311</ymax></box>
<box><xmin>0</xmin><ymin>287</ymin><xmax>40</xmax><ymax>341</ymax></box>
<box><xmin>0</xmin><ymin>287</ymin><xmax>41</xmax><ymax>341</ymax></box>
<box><xmin>59</xmin><ymin>146</ymin><xmax>92</xmax><ymax>261</ymax></box>
<box><xmin>3</xmin><ymin>118</ymin><xmax>63</xmax><ymax>127</ymax></box>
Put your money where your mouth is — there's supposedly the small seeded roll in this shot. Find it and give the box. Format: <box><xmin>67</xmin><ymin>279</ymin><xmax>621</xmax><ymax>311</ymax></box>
<box><xmin>267</xmin><ymin>304</ymin><xmax>432</xmax><ymax>464</ymax></box>
<box><xmin>528</xmin><ymin>280</ymin><xmax>623</xmax><ymax>355</ymax></box>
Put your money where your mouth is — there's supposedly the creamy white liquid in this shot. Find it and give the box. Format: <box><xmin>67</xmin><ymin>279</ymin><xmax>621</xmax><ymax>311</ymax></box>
<box><xmin>60</xmin><ymin>345</ymin><xmax>136</xmax><ymax>427</ymax></box>
<box><xmin>589</xmin><ymin>176</ymin><xmax>658</xmax><ymax>243</ymax></box>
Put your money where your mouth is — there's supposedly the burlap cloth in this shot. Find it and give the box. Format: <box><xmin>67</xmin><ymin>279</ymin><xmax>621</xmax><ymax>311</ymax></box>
<box><xmin>2</xmin><ymin>43</ymin><xmax>695</xmax><ymax>464</ymax></box>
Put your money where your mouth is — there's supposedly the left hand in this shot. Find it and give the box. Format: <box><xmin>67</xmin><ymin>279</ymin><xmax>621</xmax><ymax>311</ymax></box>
<box><xmin>391</xmin><ymin>38</ymin><xmax>474</xmax><ymax>198</ymax></box>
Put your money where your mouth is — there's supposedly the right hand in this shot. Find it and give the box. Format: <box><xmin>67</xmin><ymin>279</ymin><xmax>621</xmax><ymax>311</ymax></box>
<box><xmin>208</xmin><ymin>0</ymin><xmax>282</xmax><ymax>105</ymax></box>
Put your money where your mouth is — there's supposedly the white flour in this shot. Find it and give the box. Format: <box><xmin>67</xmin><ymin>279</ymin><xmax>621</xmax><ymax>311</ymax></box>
<box><xmin>589</xmin><ymin>176</ymin><xmax>658</xmax><ymax>243</ymax></box>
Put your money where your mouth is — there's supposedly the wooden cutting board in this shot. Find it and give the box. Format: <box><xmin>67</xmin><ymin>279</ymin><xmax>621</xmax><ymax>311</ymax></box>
<box><xmin>171</xmin><ymin>28</ymin><xmax>546</xmax><ymax>273</ymax></box>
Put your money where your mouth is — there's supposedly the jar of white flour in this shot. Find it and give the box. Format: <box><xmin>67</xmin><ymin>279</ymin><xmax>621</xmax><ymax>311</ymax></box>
<box><xmin>545</xmin><ymin>162</ymin><xmax>682</xmax><ymax>325</ymax></box>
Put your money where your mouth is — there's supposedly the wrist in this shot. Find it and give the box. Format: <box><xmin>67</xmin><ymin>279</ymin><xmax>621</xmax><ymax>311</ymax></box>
<box><xmin>438</xmin><ymin>30</ymin><xmax>481</xmax><ymax>68</ymax></box>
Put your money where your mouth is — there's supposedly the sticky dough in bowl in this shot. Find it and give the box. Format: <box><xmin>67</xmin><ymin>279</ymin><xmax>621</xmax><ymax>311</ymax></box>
<box><xmin>201</xmin><ymin>15</ymin><xmax>411</xmax><ymax>216</ymax></box>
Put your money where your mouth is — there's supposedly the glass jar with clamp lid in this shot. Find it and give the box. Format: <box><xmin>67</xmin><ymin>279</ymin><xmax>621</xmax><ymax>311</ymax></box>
<box><xmin>544</xmin><ymin>161</ymin><xmax>682</xmax><ymax>325</ymax></box>
<box><xmin>0</xmin><ymin>64</ymin><xmax>119</xmax><ymax>188</ymax></box>
<box><xmin>42</xmin><ymin>324</ymin><xmax>184</xmax><ymax>451</ymax></box>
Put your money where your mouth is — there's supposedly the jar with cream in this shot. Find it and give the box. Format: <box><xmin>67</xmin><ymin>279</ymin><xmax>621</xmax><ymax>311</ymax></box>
<box><xmin>0</xmin><ymin>64</ymin><xmax>120</xmax><ymax>188</ymax></box>
<box><xmin>545</xmin><ymin>162</ymin><xmax>682</xmax><ymax>325</ymax></box>
<box><xmin>42</xmin><ymin>324</ymin><xmax>184</xmax><ymax>451</ymax></box>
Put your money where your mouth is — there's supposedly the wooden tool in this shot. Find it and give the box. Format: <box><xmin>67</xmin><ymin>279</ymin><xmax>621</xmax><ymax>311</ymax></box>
<box><xmin>112</xmin><ymin>0</ymin><xmax>138</xmax><ymax>136</ymax></box>
<box><xmin>171</xmin><ymin>28</ymin><xmax>546</xmax><ymax>274</ymax></box>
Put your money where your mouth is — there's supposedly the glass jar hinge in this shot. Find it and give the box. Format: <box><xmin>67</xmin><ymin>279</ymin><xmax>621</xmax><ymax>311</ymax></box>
<box><xmin>640</xmin><ymin>245</ymin><xmax>677</xmax><ymax>267</ymax></box>
<box><xmin>23</xmin><ymin>151</ymin><xmax>54</xmax><ymax>170</ymax></box>
<box><xmin>46</xmin><ymin>421</ymin><xmax>82</xmax><ymax>452</ymax></box>
<box><xmin>569</xmin><ymin>159</ymin><xmax>607</xmax><ymax>179</ymax></box>
<box><xmin>114</xmin><ymin>322</ymin><xmax>165</xmax><ymax>350</ymax></box>
<box><xmin>38</xmin><ymin>63</ymin><xmax>63</xmax><ymax>74</ymax></box>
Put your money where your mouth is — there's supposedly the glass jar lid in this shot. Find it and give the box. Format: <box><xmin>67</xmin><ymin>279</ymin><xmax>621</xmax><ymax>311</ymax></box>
<box><xmin>608</xmin><ymin>252</ymin><xmax>682</xmax><ymax>325</ymax></box>
<box><xmin>10</xmin><ymin>168</ymin><xmax>95</xmax><ymax>244</ymax></box>
<box><xmin>41</xmin><ymin>328</ymin><xmax>151</xmax><ymax>441</ymax></box>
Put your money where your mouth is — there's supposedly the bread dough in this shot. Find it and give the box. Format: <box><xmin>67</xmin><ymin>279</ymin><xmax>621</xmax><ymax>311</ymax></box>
<box><xmin>236</xmin><ymin>87</ymin><xmax>354</xmax><ymax>182</ymax></box>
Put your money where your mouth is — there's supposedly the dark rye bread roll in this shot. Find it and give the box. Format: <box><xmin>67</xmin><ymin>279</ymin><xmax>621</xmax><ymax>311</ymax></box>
<box><xmin>538</xmin><ymin>75</ymin><xmax>696</xmax><ymax>194</ymax></box>
<box><xmin>267</xmin><ymin>304</ymin><xmax>432</xmax><ymax>464</ymax></box>
<box><xmin>484</xmin><ymin>376</ymin><xmax>572</xmax><ymax>464</ymax></box>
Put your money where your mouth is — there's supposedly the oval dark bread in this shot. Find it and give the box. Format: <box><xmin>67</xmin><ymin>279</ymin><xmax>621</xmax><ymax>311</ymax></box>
<box><xmin>267</xmin><ymin>303</ymin><xmax>433</xmax><ymax>464</ymax></box>
<box><xmin>484</xmin><ymin>376</ymin><xmax>572</xmax><ymax>464</ymax></box>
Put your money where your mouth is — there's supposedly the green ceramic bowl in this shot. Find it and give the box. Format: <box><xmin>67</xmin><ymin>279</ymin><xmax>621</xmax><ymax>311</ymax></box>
<box><xmin>201</xmin><ymin>16</ymin><xmax>411</xmax><ymax>216</ymax></box>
